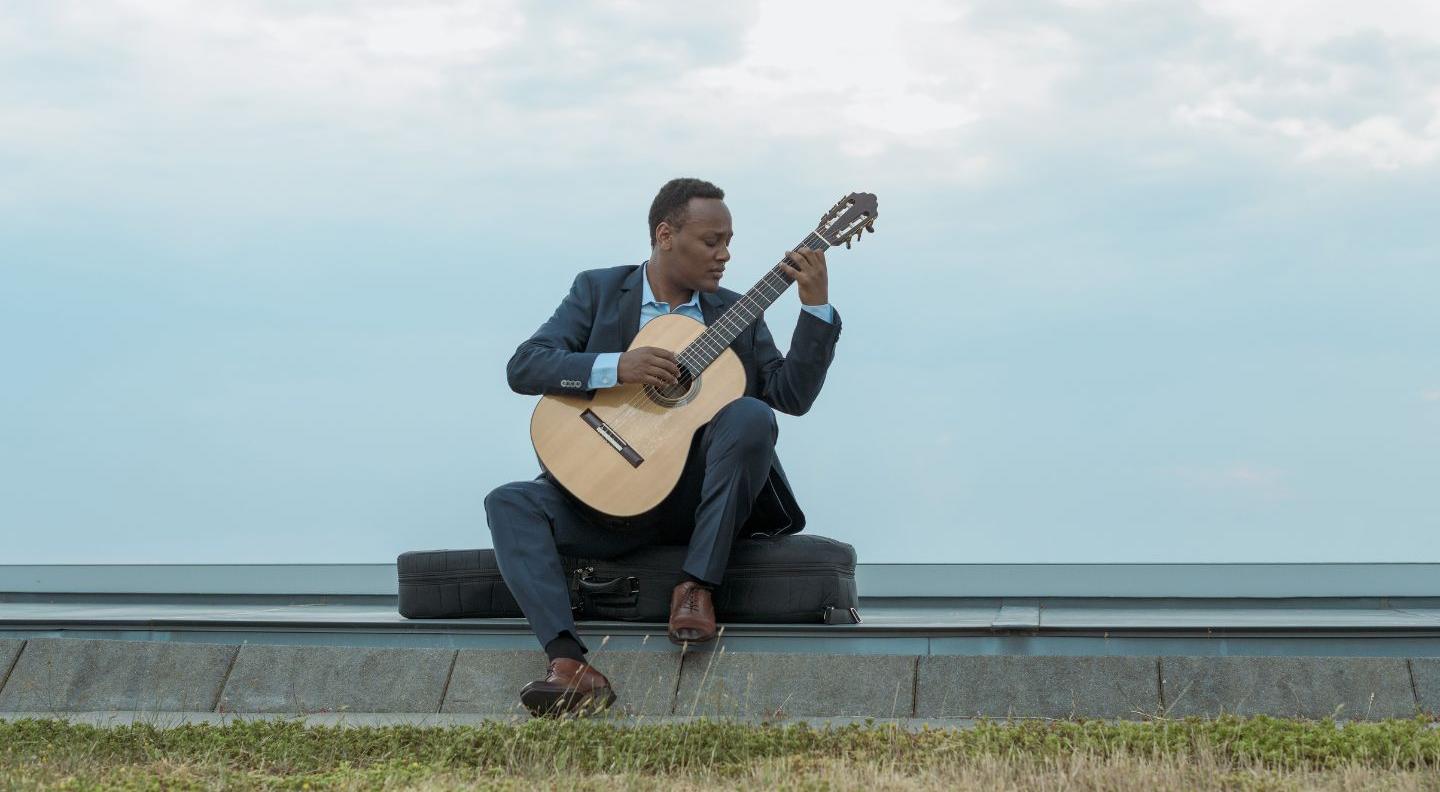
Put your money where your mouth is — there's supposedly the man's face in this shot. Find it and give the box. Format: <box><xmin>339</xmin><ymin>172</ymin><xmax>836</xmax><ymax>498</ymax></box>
<box><xmin>662</xmin><ymin>197</ymin><xmax>732</xmax><ymax>293</ymax></box>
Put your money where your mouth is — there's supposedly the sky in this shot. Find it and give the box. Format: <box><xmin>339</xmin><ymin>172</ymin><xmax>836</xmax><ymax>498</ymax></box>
<box><xmin>2</xmin><ymin>0</ymin><xmax>1438</xmax><ymax>564</ymax></box>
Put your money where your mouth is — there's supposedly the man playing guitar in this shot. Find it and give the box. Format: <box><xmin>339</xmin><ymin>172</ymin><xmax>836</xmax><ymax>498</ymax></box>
<box><xmin>486</xmin><ymin>177</ymin><xmax>842</xmax><ymax>717</ymax></box>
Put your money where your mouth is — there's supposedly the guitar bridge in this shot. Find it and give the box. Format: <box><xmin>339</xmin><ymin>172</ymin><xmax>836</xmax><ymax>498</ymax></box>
<box><xmin>579</xmin><ymin>409</ymin><xmax>644</xmax><ymax>468</ymax></box>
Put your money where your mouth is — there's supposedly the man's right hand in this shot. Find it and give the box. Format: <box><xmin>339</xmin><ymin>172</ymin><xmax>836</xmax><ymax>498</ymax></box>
<box><xmin>618</xmin><ymin>347</ymin><xmax>681</xmax><ymax>387</ymax></box>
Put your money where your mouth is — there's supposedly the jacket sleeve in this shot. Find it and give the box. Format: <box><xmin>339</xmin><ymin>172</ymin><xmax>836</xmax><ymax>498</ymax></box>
<box><xmin>505</xmin><ymin>274</ymin><xmax>601</xmax><ymax>396</ymax></box>
<box><xmin>752</xmin><ymin>308</ymin><xmax>842</xmax><ymax>416</ymax></box>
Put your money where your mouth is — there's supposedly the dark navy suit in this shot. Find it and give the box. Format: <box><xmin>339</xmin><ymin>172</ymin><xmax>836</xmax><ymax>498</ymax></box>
<box><xmin>486</xmin><ymin>263</ymin><xmax>842</xmax><ymax>649</ymax></box>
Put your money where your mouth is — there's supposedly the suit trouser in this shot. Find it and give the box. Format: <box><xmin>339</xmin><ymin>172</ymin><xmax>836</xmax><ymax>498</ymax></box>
<box><xmin>485</xmin><ymin>396</ymin><xmax>779</xmax><ymax>651</ymax></box>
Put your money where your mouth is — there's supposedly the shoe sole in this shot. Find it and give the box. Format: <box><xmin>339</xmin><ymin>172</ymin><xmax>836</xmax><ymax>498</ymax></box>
<box><xmin>520</xmin><ymin>685</ymin><xmax>617</xmax><ymax>718</ymax></box>
<box><xmin>667</xmin><ymin>629</ymin><xmax>717</xmax><ymax>646</ymax></box>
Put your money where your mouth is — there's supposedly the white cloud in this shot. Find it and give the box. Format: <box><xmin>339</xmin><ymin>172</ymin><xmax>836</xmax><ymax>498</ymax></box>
<box><xmin>0</xmin><ymin>0</ymin><xmax>530</xmax><ymax>167</ymax></box>
<box><xmin>79</xmin><ymin>0</ymin><xmax>522</xmax><ymax>101</ymax></box>
<box><xmin>0</xmin><ymin>1</ymin><xmax>1077</xmax><ymax>179</ymax></box>
<box><xmin>1174</xmin><ymin>91</ymin><xmax>1440</xmax><ymax>170</ymax></box>
<box><xmin>1199</xmin><ymin>0</ymin><xmax>1440</xmax><ymax>51</ymax></box>
<box><xmin>672</xmin><ymin>1</ymin><xmax>1071</xmax><ymax>142</ymax></box>
<box><xmin>4</xmin><ymin>0</ymin><xmax>1440</xmax><ymax>211</ymax></box>
<box><xmin>602</xmin><ymin>1</ymin><xmax>1080</xmax><ymax>184</ymax></box>
<box><xmin>1170</xmin><ymin>1</ymin><xmax>1440</xmax><ymax>169</ymax></box>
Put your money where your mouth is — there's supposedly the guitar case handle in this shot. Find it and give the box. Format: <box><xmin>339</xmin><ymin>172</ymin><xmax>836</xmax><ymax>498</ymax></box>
<box><xmin>569</xmin><ymin>567</ymin><xmax>640</xmax><ymax>618</ymax></box>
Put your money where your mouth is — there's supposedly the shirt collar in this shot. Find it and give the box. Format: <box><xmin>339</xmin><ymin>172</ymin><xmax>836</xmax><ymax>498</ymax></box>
<box><xmin>640</xmin><ymin>261</ymin><xmax>700</xmax><ymax>312</ymax></box>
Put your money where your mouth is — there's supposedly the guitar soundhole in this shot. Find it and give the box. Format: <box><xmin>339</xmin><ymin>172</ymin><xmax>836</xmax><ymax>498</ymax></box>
<box><xmin>645</xmin><ymin>365</ymin><xmax>699</xmax><ymax>408</ymax></box>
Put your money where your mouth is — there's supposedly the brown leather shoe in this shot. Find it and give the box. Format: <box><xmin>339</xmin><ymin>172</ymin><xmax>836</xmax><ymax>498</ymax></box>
<box><xmin>519</xmin><ymin>658</ymin><xmax>616</xmax><ymax>717</ymax></box>
<box><xmin>669</xmin><ymin>580</ymin><xmax>717</xmax><ymax>644</ymax></box>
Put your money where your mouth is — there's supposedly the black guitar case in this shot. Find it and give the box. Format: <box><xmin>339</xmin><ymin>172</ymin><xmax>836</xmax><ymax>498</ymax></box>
<box><xmin>397</xmin><ymin>533</ymin><xmax>860</xmax><ymax>625</ymax></box>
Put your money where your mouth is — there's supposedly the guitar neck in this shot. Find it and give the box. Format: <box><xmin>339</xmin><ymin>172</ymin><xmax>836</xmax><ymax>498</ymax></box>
<box><xmin>677</xmin><ymin>230</ymin><xmax>831</xmax><ymax>375</ymax></box>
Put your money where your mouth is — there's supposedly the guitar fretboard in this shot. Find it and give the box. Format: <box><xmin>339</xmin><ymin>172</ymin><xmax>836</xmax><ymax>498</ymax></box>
<box><xmin>677</xmin><ymin>231</ymin><xmax>831</xmax><ymax>374</ymax></box>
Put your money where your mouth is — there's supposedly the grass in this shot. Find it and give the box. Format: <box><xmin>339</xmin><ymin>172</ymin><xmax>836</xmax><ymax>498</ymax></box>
<box><xmin>2</xmin><ymin>716</ymin><xmax>1439</xmax><ymax>790</ymax></box>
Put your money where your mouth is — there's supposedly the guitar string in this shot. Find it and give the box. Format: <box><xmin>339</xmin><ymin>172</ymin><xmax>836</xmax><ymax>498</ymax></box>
<box><xmin>604</xmin><ymin>229</ymin><xmax>836</xmax><ymax>434</ymax></box>
<box><xmin>600</xmin><ymin>264</ymin><xmax>800</xmax><ymax>438</ymax></box>
<box><xmin>600</xmin><ymin>261</ymin><xmax>794</xmax><ymax>437</ymax></box>
<box><xmin>604</xmin><ymin>234</ymin><xmax>823</xmax><ymax>434</ymax></box>
<box><xmin>603</xmin><ymin>200</ymin><xmax>868</xmax><ymax>435</ymax></box>
<box><xmin>601</xmin><ymin>230</ymin><xmax>832</xmax><ymax>437</ymax></box>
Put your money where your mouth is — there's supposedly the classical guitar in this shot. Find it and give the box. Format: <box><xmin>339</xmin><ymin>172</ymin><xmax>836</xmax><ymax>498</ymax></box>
<box><xmin>530</xmin><ymin>192</ymin><xmax>879</xmax><ymax>517</ymax></box>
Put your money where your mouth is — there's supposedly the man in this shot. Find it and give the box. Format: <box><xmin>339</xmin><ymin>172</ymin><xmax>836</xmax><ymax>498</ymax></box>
<box><xmin>486</xmin><ymin>177</ymin><xmax>841</xmax><ymax>716</ymax></box>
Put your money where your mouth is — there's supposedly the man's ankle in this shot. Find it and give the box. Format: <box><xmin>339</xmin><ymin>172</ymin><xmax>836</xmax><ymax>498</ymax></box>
<box><xmin>544</xmin><ymin>632</ymin><xmax>586</xmax><ymax>663</ymax></box>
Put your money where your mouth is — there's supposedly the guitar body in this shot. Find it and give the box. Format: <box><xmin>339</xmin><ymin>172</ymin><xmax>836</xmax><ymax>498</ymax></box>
<box><xmin>530</xmin><ymin>312</ymin><xmax>747</xmax><ymax>517</ymax></box>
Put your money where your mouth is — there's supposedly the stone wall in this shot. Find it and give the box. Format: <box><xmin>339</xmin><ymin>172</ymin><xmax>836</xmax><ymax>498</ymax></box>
<box><xmin>2</xmin><ymin>638</ymin><xmax>1436</xmax><ymax>720</ymax></box>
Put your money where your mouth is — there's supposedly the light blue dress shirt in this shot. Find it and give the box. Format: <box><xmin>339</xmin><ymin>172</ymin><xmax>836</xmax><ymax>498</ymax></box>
<box><xmin>587</xmin><ymin>263</ymin><xmax>835</xmax><ymax>389</ymax></box>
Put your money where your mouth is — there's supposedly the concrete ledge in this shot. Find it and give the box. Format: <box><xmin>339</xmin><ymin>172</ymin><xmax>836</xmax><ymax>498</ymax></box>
<box><xmin>916</xmin><ymin>656</ymin><xmax>1159</xmax><ymax>720</ymax></box>
<box><xmin>676</xmin><ymin>651</ymin><xmax>916</xmax><ymax>718</ymax></box>
<box><xmin>0</xmin><ymin>640</ymin><xmax>25</xmax><ymax>695</ymax></box>
<box><xmin>0</xmin><ymin>639</ymin><xmax>235</xmax><ymax>712</ymax></box>
<box><xmin>441</xmin><ymin>650</ymin><xmax>679</xmax><ymax>717</ymax></box>
<box><xmin>1413</xmin><ymin>658</ymin><xmax>1440</xmax><ymax>717</ymax></box>
<box><xmin>1413</xmin><ymin>659</ymin><xmax>1440</xmax><ymax>716</ymax></box>
<box><xmin>1</xmin><ymin>638</ymin><xmax>1431</xmax><ymax>720</ymax></box>
<box><xmin>218</xmin><ymin>645</ymin><xmax>454</xmax><ymax>714</ymax></box>
<box><xmin>1160</xmin><ymin>656</ymin><xmax>1416</xmax><ymax>720</ymax></box>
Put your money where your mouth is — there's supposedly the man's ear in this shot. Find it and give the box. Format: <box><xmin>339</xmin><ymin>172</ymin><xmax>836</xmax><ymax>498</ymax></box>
<box><xmin>656</xmin><ymin>222</ymin><xmax>674</xmax><ymax>251</ymax></box>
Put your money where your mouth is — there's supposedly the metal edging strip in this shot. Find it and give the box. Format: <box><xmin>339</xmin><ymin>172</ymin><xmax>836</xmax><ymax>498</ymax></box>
<box><xmin>2</xmin><ymin>562</ymin><xmax>1439</xmax><ymax>598</ymax></box>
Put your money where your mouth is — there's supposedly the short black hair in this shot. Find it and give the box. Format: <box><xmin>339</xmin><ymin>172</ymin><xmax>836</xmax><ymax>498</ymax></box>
<box><xmin>648</xmin><ymin>177</ymin><xmax>724</xmax><ymax>246</ymax></box>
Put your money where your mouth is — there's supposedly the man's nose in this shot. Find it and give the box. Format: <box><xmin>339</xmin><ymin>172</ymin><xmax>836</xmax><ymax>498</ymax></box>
<box><xmin>716</xmin><ymin>246</ymin><xmax>730</xmax><ymax>262</ymax></box>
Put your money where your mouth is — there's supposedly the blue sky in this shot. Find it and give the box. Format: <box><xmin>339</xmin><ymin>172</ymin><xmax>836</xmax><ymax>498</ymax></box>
<box><xmin>2</xmin><ymin>0</ymin><xmax>1438</xmax><ymax>564</ymax></box>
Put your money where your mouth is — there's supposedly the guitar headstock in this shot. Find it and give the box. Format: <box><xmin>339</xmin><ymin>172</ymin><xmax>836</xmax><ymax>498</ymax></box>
<box><xmin>815</xmin><ymin>192</ymin><xmax>879</xmax><ymax>249</ymax></box>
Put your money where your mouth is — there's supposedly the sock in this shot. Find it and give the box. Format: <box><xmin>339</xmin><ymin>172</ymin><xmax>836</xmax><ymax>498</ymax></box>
<box><xmin>544</xmin><ymin>632</ymin><xmax>586</xmax><ymax>663</ymax></box>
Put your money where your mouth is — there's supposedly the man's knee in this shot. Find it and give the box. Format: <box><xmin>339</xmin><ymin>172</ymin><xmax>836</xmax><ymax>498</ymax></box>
<box><xmin>712</xmin><ymin>397</ymin><xmax>777</xmax><ymax>453</ymax></box>
<box><xmin>718</xmin><ymin>396</ymin><xmax>776</xmax><ymax>429</ymax></box>
<box><xmin>485</xmin><ymin>481</ymin><xmax>546</xmax><ymax>542</ymax></box>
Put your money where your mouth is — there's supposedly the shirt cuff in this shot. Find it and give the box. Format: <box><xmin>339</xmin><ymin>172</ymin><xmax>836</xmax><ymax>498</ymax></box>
<box><xmin>801</xmin><ymin>303</ymin><xmax>835</xmax><ymax>324</ymax></box>
<box><xmin>588</xmin><ymin>352</ymin><xmax>622</xmax><ymax>389</ymax></box>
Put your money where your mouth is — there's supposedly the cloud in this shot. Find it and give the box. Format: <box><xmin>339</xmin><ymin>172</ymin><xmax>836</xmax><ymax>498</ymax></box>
<box><xmin>647</xmin><ymin>2</ymin><xmax>1074</xmax><ymax>155</ymax></box>
<box><xmin>1423</xmin><ymin>389</ymin><xmax>1440</xmax><ymax>402</ymax></box>
<box><xmin>1198</xmin><ymin>0</ymin><xmax>1440</xmax><ymax>51</ymax></box>
<box><xmin>1174</xmin><ymin>91</ymin><xmax>1440</xmax><ymax>170</ymax></box>
<box><xmin>7</xmin><ymin>4</ymin><xmax>485</xmax><ymax>108</ymax></box>
<box><xmin>4</xmin><ymin>0</ymin><xmax>1440</xmax><ymax>217</ymax></box>
<box><xmin>0</xmin><ymin>0</ymin><xmax>529</xmax><ymax>165</ymax></box>
<box><xmin>1170</xmin><ymin>1</ymin><xmax>1440</xmax><ymax>169</ymax></box>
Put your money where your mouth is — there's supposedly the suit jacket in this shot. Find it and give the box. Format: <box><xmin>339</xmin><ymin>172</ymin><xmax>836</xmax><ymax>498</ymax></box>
<box><xmin>506</xmin><ymin>264</ymin><xmax>842</xmax><ymax>536</ymax></box>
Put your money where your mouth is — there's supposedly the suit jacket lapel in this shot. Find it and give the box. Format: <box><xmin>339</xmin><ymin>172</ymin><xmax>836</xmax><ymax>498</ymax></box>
<box><xmin>618</xmin><ymin>265</ymin><xmax>644</xmax><ymax>350</ymax></box>
<box><xmin>699</xmin><ymin>290</ymin><xmax>726</xmax><ymax>327</ymax></box>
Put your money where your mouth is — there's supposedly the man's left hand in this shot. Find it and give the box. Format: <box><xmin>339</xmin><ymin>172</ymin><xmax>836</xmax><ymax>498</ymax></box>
<box><xmin>780</xmin><ymin>249</ymin><xmax>828</xmax><ymax>306</ymax></box>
